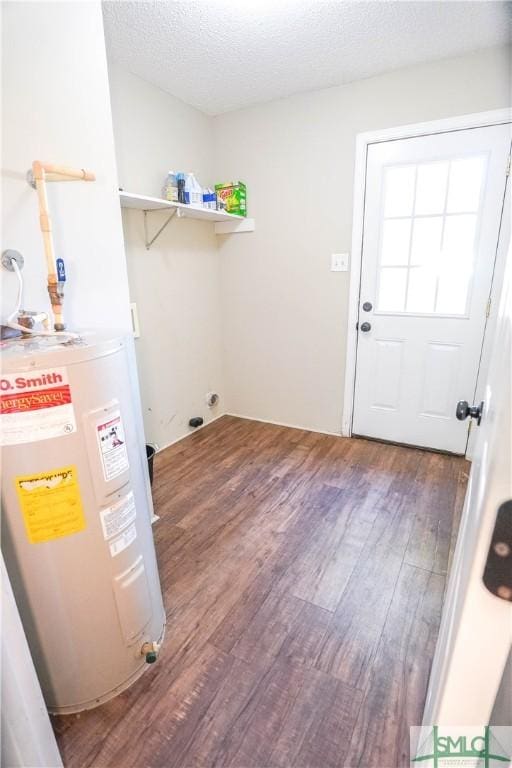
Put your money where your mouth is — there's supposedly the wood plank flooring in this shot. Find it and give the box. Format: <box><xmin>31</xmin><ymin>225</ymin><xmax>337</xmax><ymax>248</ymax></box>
<box><xmin>53</xmin><ymin>415</ymin><xmax>469</xmax><ymax>768</ymax></box>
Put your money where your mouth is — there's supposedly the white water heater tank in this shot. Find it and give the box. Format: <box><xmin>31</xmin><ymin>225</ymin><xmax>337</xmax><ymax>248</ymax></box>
<box><xmin>1</xmin><ymin>331</ymin><xmax>166</xmax><ymax>714</ymax></box>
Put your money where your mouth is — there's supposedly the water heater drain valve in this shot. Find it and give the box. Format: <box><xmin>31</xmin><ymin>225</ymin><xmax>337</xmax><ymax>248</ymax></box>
<box><xmin>141</xmin><ymin>641</ymin><xmax>160</xmax><ymax>664</ymax></box>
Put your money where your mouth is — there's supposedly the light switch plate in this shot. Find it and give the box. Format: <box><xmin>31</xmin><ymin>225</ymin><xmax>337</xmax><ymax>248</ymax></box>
<box><xmin>331</xmin><ymin>253</ymin><xmax>349</xmax><ymax>272</ymax></box>
<box><xmin>130</xmin><ymin>302</ymin><xmax>140</xmax><ymax>338</ymax></box>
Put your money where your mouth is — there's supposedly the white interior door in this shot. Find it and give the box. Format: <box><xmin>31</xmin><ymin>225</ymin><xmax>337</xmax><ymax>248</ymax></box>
<box><xmin>422</xmin><ymin>237</ymin><xmax>512</xmax><ymax>728</ymax></box>
<box><xmin>352</xmin><ymin>124</ymin><xmax>510</xmax><ymax>453</ymax></box>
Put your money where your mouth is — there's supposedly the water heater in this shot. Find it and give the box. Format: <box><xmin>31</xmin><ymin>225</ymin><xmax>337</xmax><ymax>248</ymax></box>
<box><xmin>1</xmin><ymin>331</ymin><xmax>166</xmax><ymax>714</ymax></box>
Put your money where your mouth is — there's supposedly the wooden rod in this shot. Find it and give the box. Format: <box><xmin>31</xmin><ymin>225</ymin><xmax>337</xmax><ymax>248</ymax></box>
<box><xmin>31</xmin><ymin>160</ymin><xmax>96</xmax><ymax>331</ymax></box>
<box><xmin>32</xmin><ymin>163</ymin><xmax>57</xmax><ymax>279</ymax></box>
<box><xmin>34</xmin><ymin>162</ymin><xmax>95</xmax><ymax>182</ymax></box>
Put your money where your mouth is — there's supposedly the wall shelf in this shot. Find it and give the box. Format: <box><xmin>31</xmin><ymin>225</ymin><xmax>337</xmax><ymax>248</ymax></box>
<box><xmin>119</xmin><ymin>191</ymin><xmax>255</xmax><ymax>248</ymax></box>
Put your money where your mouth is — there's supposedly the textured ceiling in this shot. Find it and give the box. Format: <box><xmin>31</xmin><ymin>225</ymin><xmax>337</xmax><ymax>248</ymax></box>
<box><xmin>103</xmin><ymin>1</ymin><xmax>511</xmax><ymax>115</ymax></box>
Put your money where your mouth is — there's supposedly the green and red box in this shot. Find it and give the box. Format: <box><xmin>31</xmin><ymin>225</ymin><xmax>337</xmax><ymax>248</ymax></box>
<box><xmin>215</xmin><ymin>181</ymin><xmax>247</xmax><ymax>217</ymax></box>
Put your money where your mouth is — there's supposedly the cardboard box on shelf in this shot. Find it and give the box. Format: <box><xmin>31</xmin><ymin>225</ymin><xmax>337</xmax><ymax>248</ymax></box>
<box><xmin>215</xmin><ymin>181</ymin><xmax>247</xmax><ymax>217</ymax></box>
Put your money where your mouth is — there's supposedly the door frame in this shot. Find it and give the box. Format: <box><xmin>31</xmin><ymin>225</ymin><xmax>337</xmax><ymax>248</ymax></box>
<box><xmin>342</xmin><ymin>108</ymin><xmax>511</xmax><ymax>452</ymax></box>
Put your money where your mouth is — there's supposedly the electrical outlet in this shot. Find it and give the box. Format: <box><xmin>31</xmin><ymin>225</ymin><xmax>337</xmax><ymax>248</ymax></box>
<box><xmin>331</xmin><ymin>253</ymin><xmax>349</xmax><ymax>272</ymax></box>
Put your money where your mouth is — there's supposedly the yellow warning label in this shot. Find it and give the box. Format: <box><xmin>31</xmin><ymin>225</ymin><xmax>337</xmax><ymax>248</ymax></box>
<box><xmin>15</xmin><ymin>465</ymin><xmax>86</xmax><ymax>544</ymax></box>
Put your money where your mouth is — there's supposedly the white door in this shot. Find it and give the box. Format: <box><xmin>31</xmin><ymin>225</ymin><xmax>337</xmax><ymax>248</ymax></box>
<box><xmin>422</xmin><ymin>237</ymin><xmax>512</xmax><ymax>728</ymax></box>
<box><xmin>352</xmin><ymin>124</ymin><xmax>510</xmax><ymax>453</ymax></box>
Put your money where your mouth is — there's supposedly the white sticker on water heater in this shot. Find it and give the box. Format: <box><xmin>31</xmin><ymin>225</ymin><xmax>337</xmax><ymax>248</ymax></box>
<box><xmin>100</xmin><ymin>491</ymin><xmax>136</xmax><ymax>540</ymax></box>
<box><xmin>96</xmin><ymin>409</ymin><xmax>129</xmax><ymax>481</ymax></box>
<box><xmin>109</xmin><ymin>522</ymin><xmax>137</xmax><ymax>557</ymax></box>
<box><xmin>0</xmin><ymin>367</ymin><xmax>76</xmax><ymax>445</ymax></box>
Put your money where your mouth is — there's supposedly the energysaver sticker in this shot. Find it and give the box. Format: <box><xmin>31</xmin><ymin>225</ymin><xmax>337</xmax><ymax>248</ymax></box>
<box><xmin>100</xmin><ymin>491</ymin><xmax>136</xmax><ymax>540</ymax></box>
<box><xmin>96</xmin><ymin>410</ymin><xmax>129</xmax><ymax>482</ymax></box>
<box><xmin>1</xmin><ymin>367</ymin><xmax>76</xmax><ymax>446</ymax></box>
<box><xmin>15</xmin><ymin>465</ymin><xmax>86</xmax><ymax>544</ymax></box>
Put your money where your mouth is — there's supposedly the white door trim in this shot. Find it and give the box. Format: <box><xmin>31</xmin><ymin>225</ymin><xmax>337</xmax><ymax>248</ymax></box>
<box><xmin>342</xmin><ymin>108</ymin><xmax>512</xmax><ymax>441</ymax></box>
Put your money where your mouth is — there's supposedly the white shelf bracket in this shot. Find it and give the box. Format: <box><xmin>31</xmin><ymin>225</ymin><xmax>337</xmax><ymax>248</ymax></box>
<box><xmin>144</xmin><ymin>208</ymin><xmax>177</xmax><ymax>250</ymax></box>
<box><xmin>214</xmin><ymin>217</ymin><xmax>255</xmax><ymax>235</ymax></box>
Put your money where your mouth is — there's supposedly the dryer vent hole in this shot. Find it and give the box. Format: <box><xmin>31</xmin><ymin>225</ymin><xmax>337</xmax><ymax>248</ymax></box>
<box><xmin>206</xmin><ymin>392</ymin><xmax>219</xmax><ymax>408</ymax></box>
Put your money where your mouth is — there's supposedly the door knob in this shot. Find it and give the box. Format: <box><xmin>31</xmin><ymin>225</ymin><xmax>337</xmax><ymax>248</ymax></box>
<box><xmin>483</xmin><ymin>499</ymin><xmax>512</xmax><ymax>602</ymax></box>
<box><xmin>456</xmin><ymin>400</ymin><xmax>484</xmax><ymax>425</ymax></box>
<box><xmin>360</xmin><ymin>322</ymin><xmax>372</xmax><ymax>332</ymax></box>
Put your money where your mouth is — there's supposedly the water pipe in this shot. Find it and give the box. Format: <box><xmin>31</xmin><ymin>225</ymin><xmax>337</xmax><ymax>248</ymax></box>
<box><xmin>30</xmin><ymin>161</ymin><xmax>95</xmax><ymax>331</ymax></box>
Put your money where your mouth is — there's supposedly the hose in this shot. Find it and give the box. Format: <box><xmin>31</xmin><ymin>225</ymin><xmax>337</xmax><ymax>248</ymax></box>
<box><xmin>5</xmin><ymin>258</ymin><xmax>23</xmax><ymax>325</ymax></box>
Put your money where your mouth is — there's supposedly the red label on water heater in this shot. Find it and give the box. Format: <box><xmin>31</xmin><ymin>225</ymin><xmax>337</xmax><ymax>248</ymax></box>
<box><xmin>0</xmin><ymin>367</ymin><xmax>76</xmax><ymax>445</ymax></box>
<box><xmin>96</xmin><ymin>409</ymin><xmax>129</xmax><ymax>482</ymax></box>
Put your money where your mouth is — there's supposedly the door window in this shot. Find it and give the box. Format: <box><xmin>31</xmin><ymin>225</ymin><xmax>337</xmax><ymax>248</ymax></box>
<box><xmin>376</xmin><ymin>156</ymin><xmax>486</xmax><ymax>315</ymax></box>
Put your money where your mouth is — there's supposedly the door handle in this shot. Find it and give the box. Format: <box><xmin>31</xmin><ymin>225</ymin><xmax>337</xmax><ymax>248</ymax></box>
<box><xmin>483</xmin><ymin>500</ymin><xmax>512</xmax><ymax>602</ymax></box>
<box><xmin>456</xmin><ymin>400</ymin><xmax>484</xmax><ymax>425</ymax></box>
<box><xmin>360</xmin><ymin>322</ymin><xmax>372</xmax><ymax>332</ymax></box>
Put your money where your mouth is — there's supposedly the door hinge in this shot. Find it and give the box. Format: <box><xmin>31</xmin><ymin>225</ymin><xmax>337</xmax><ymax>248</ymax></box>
<box><xmin>507</xmin><ymin>155</ymin><xmax>511</xmax><ymax>177</ymax></box>
<box><xmin>486</xmin><ymin>296</ymin><xmax>492</xmax><ymax>318</ymax></box>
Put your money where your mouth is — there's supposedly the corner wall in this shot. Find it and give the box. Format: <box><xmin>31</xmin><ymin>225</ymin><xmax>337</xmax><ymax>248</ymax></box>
<box><xmin>1</xmin><ymin>2</ymin><xmax>132</xmax><ymax>333</ymax></box>
<box><xmin>108</xmin><ymin>65</ymin><xmax>224</xmax><ymax>449</ymax></box>
<box><xmin>213</xmin><ymin>46</ymin><xmax>511</xmax><ymax>434</ymax></box>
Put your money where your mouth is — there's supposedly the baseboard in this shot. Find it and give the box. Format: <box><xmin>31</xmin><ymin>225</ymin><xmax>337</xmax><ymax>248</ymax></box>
<box><xmin>154</xmin><ymin>411</ymin><xmax>228</xmax><ymax>454</ymax></box>
<box><xmin>225</xmin><ymin>412</ymin><xmax>342</xmax><ymax>438</ymax></box>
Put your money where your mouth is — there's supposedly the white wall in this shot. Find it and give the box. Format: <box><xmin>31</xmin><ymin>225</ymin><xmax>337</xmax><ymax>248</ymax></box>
<box><xmin>213</xmin><ymin>46</ymin><xmax>511</xmax><ymax>434</ymax></box>
<box><xmin>108</xmin><ymin>65</ymin><xmax>224</xmax><ymax>449</ymax></box>
<box><xmin>1</xmin><ymin>3</ymin><xmax>131</xmax><ymax>333</ymax></box>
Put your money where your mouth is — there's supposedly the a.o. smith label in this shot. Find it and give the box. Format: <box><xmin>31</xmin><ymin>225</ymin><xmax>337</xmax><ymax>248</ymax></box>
<box><xmin>0</xmin><ymin>367</ymin><xmax>77</xmax><ymax>445</ymax></box>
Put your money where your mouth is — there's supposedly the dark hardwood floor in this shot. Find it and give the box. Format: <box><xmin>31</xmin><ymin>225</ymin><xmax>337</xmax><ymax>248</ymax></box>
<box><xmin>53</xmin><ymin>415</ymin><xmax>468</xmax><ymax>767</ymax></box>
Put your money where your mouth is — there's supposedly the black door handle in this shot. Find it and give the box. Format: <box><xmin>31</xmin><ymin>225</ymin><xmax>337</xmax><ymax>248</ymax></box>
<box><xmin>483</xmin><ymin>499</ymin><xmax>512</xmax><ymax>602</ymax></box>
<box><xmin>456</xmin><ymin>400</ymin><xmax>484</xmax><ymax>425</ymax></box>
<box><xmin>360</xmin><ymin>322</ymin><xmax>371</xmax><ymax>333</ymax></box>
